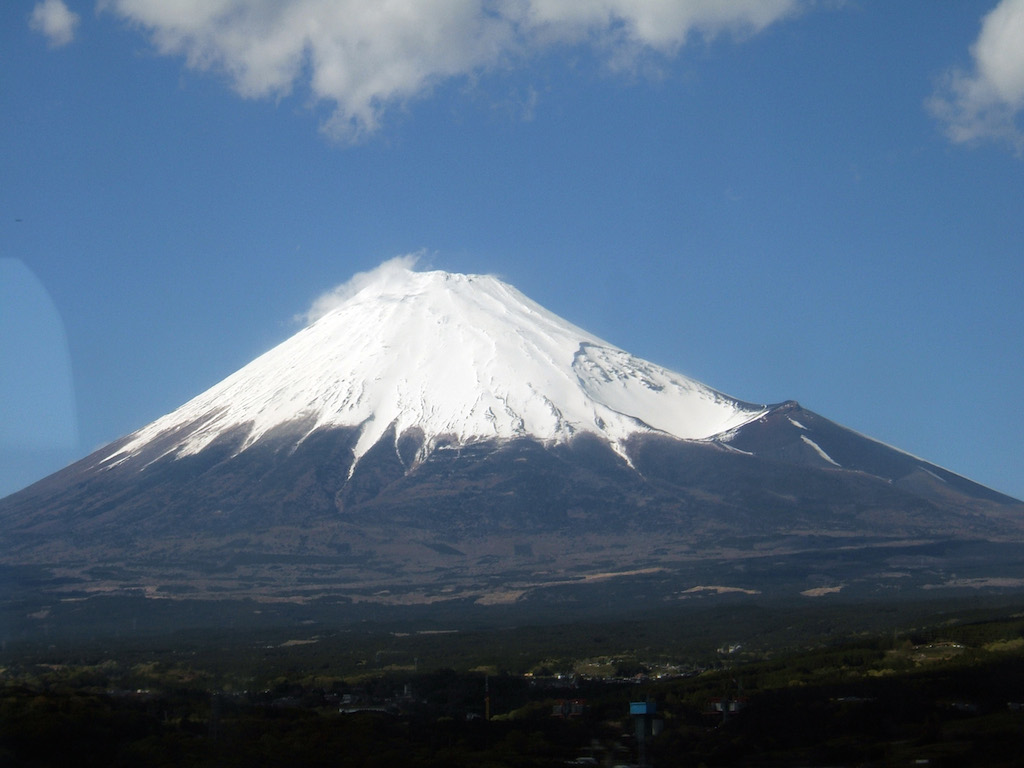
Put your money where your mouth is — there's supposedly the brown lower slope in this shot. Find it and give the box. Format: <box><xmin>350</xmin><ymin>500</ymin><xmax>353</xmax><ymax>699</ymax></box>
<box><xmin>0</xmin><ymin>403</ymin><xmax>1021</xmax><ymax>611</ymax></box>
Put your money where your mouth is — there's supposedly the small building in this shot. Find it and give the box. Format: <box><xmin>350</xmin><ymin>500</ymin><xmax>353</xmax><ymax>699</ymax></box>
<box><xmin>552</xmin><ymin>698</ymin><xmax>588</xmax><ymax>718</ymax></box>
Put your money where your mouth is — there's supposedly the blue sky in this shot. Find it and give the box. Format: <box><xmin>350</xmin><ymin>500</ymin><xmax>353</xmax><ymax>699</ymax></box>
<box><xmin>2</xmin><ymin>0</ymin><xmax>1023</xmax><ymax>501</ymax></box>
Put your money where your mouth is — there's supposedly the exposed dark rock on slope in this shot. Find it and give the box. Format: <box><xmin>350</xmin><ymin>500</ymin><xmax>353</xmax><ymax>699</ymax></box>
<box><xmin>1</xmin><ymin>268</ymin><xmax>1021</xmax><ymax>619</ymax></box>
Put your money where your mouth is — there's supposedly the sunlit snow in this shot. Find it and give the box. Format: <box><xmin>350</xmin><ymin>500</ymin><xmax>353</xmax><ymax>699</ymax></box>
<box><xmin>102</xmin><ymin>268</ymin><xmax>767</xmax><ymax>472</ymax></box>
<box><xmin>801</xmin><ymin>434</ymin><xmax>840</xmax><ymax>467</ymax></box>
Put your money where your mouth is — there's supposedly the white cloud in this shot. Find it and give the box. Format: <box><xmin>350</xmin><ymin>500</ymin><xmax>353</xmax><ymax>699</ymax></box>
<box><xmin>930</xmin><ymin>0</ymin><xmax>1024</xmax><ymax>155</ymax></box>
<box><xmin>300</xmin><ymin>252</ymin><xmax>425</xmax><ymax>325</ymax></box>
<box><xmin>100</xmin><ymin>0</ymin><xmax>800</xmax><ymax>142</ymax></box>
<box><xmin>29</xmin><ymin>0</ymin><xmax>80</xmax><ymax>47</ymax></box>
<box><xmin>518</xmin><ymin>0</ymin><xmax>799</xmax><ymax>51</ymax></box>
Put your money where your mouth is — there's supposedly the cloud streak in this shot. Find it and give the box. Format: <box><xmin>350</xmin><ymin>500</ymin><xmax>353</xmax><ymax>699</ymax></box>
<box><xmin>930</xmin><ymin>0</ymin><xmax>1024</xmax><ymax>155</ymax></box>
<box><xmin>101</xmin><ymin>0</ymin><xmax>799</xmax><ymax>141</ymax></box>
<box><xmin>30</xmin><ymin>0</ymin><xmax>80</xmax><ymax>47</ymax></box>
<box><xmin>300</xmin><ymin>252</ymin><xmax>425</xmax><ymax>325</ymax></box>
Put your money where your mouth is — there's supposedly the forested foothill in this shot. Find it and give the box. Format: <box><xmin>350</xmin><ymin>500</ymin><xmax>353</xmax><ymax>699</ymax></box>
<box><xmin>3</xmin><ymin>597</ymin><xmax>1024</xmax><ymax>766</ymax></box>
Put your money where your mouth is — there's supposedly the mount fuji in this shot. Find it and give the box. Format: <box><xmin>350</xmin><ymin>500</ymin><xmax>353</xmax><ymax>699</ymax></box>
<box><xmin>2</xmin><ymin>265</ymin><xmax>1023</xmax><ymax>624</ymax></box>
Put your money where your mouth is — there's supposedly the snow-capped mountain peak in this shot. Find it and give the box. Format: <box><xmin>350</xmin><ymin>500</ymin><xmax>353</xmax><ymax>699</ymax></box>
<box><xmin>102</xmin><ymin>267</ymin><xmax>767</xmax><ymax>471</ymax></box>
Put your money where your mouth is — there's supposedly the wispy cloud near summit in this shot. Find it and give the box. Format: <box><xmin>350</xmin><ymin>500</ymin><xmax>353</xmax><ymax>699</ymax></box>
<box><xmin>100</xmin><ymin>0</ymin><xmax>799</xmax><ymax>142</ymax></box>
<box><xmin>300</xmin><ymin>253</ymin><xmax>425</xmax><ymax>325</ymax></box>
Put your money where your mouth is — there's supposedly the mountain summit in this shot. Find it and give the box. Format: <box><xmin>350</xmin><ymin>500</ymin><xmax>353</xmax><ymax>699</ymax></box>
<box><xmin>2</xmin><ymin>265</ymin><xmax>1023</xmax><ymax>624</ymax></box>
<box><xmin>101</xmin><ymin>268</ymin><xmax>766</xmax><ymax>474</ymax></box>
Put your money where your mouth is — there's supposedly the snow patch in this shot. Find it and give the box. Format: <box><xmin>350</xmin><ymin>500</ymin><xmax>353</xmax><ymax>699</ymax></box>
<box><xmin>801</xmin><ymin>435</ymin><xmax>840</xmax><ymax>467</ymax></box>
<box><xmin>920</xmin><ymin>467</ymin><xmax>947</xmax><ymax>483</ymax></box>
<box><xmin>787</xmin><ymin>417</ymin><xmax>807</xmax><ymax>430</ymax></box>
<box><xmin>718</xmin><ymin>442</ymin><xmax>753</xmax><ymax>456</ymax></box>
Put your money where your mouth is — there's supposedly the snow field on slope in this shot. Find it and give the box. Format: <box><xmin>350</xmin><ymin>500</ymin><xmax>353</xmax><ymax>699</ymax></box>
<box><xmin>102</xmin><ymin>269</ymin><xmax>767</xmax><ymax>469</ymax></box>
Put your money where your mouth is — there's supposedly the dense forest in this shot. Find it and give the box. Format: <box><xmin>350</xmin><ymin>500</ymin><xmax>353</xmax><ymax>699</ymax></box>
<box><xmin>3</xmin><ymin>600</ymin><xmax>1024</xmax><ymax>766</ymax></box>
